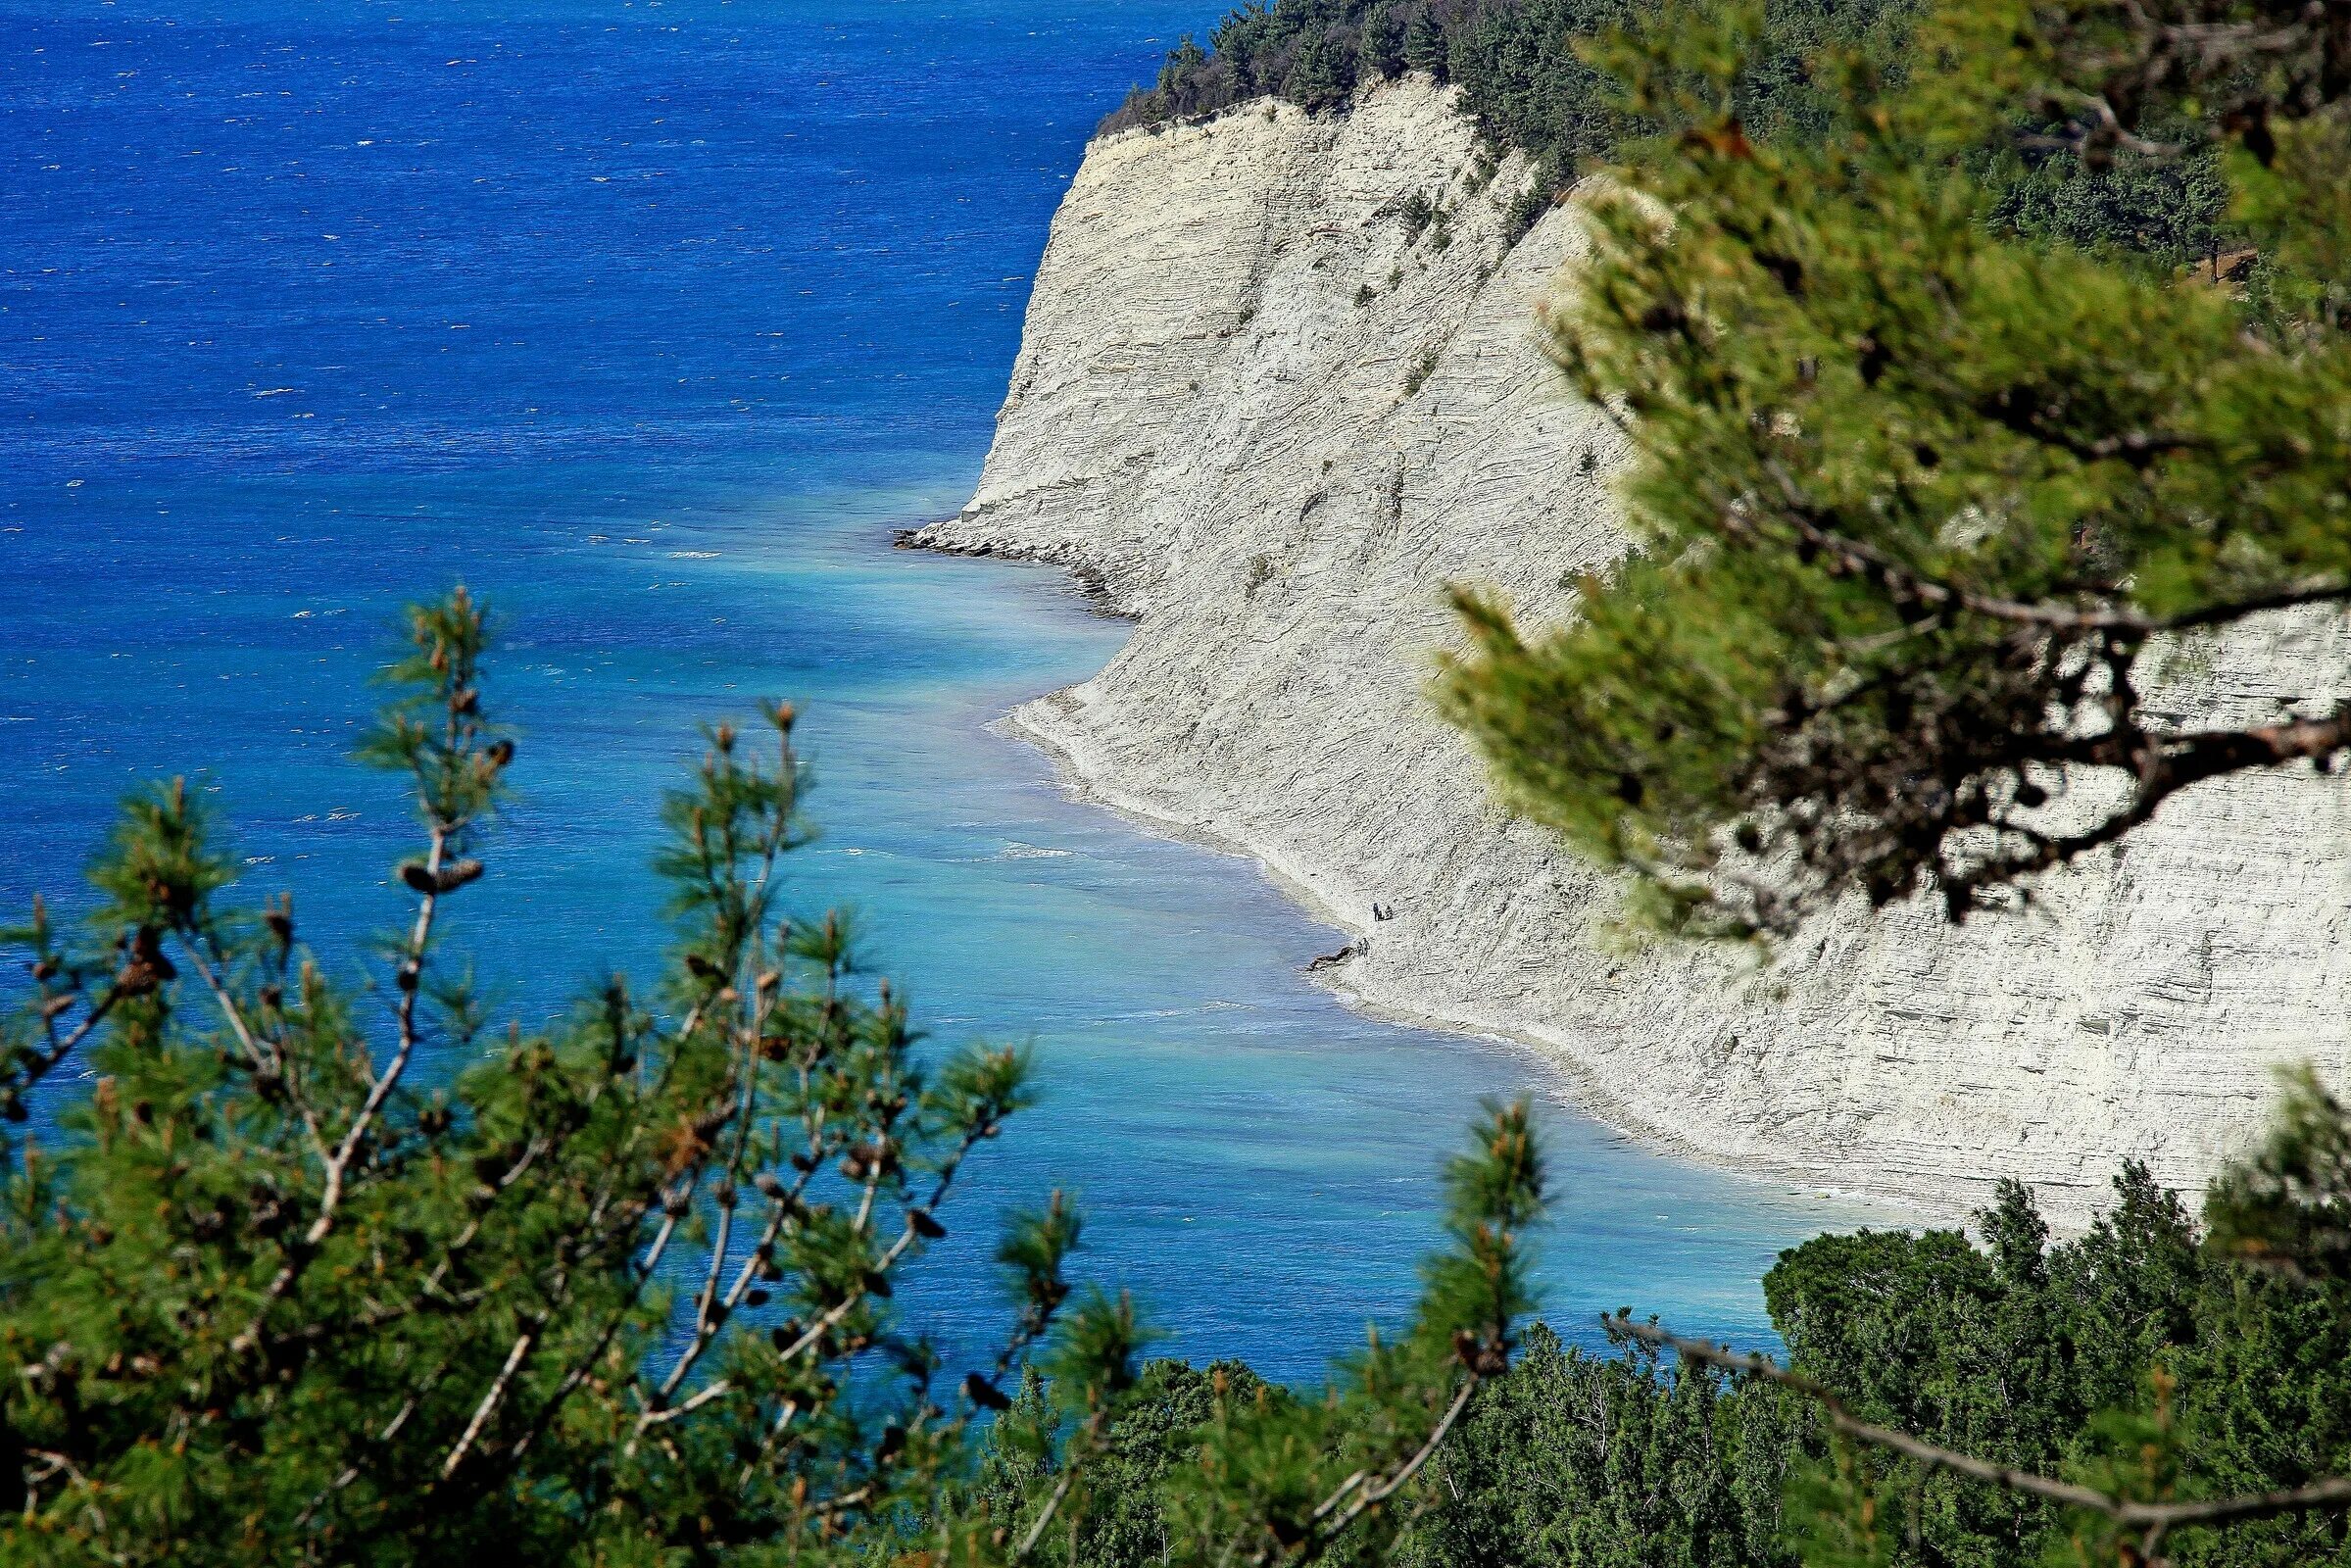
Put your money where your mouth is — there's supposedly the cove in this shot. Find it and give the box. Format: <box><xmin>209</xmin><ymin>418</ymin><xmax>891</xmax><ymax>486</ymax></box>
<box><xmin>0</xmin><ymin>0</ymin><xmax>1877</xmax><ymax>1384</ymax></box>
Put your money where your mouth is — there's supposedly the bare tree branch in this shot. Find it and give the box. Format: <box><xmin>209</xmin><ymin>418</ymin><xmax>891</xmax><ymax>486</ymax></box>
<box><xmin>441</xmin><ymin>1322</ymin><xmax>538</xmax><ymax>1479</ymax></box>
<box><xmin>1309</xmin><ymin>1376</ymin><xmax>1480</xmax><ymax>1546</ymax></box>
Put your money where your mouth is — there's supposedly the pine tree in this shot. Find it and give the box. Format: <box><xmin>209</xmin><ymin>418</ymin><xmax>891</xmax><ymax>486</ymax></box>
<box><xmin>1402</xmin><ymin>6</ymin><xmax>1447</xmax><ymax>78</ymax></box>
<box><xmin>0</xmin><ymin>589</ymin><xmax>1548</xmax><ymax>1563</ymax></box>
<box><xmin>1160</xmin><ymin>34</ymin><xmax>1211</xmax><ymax>95</ymax></box>
<box><xmin>1438</xmin><ymin>0</ymin><xmax>2351</xmax><ymax>938</ymax></box>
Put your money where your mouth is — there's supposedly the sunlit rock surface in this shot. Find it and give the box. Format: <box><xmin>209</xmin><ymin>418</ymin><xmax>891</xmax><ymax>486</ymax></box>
<box><xmin>914</xmin><ymin>74</ymin><xmax>2351</xmax><ymax>1222</ymax></box>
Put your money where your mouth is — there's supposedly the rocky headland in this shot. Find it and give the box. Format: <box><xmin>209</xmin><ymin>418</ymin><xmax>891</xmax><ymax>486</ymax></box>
<box><xmin>912</xmin><ymin>74</ymin><xmax>2351</xmax><ymax>1223</ymax></box>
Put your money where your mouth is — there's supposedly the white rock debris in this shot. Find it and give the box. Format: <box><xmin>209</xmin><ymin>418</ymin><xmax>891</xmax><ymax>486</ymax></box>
<box><xmin>912</xmin><ymin>75</ymin><xmax>2351</xmax><ymax>1222</ymax></box>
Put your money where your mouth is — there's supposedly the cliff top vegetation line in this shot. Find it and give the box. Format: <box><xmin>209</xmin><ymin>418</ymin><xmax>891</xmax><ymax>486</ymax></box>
<box><xmin>1102</xmin><ymin>0</ymin><xmax>2227</xmax><ymax>262</ymax></box>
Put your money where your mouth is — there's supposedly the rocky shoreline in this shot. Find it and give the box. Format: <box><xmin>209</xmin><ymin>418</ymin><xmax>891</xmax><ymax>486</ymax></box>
<box><xmin>913</xmin><ymin>74</ymin><xmax>2351</xmax><ymax>1223</ymax></box>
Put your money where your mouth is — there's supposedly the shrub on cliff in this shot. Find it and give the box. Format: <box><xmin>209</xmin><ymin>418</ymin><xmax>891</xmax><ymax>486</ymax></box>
<box><xmin>0</xmin><ymin>589</ymin><xmax>1547</xmax><ymax>1565</ymax></box>
<box><xmin>1440</xmin><ymin>0</ymin><xmax>2351</xmax><ymax>939</ymax></box>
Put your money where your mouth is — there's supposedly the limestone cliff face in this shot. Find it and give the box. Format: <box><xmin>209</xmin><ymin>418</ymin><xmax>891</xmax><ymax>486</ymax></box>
<box><xmin>915</xmin><ymin>75</ymin><xmax>2351</xmax><ymax>1221</ymax></box>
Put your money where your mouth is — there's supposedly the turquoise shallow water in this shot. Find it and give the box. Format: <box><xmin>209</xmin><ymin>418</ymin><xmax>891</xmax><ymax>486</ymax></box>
<box><xmin>1</xmin><ymin>0</ymin><xmax>1878</xmax><ymax>1382</ymax></box>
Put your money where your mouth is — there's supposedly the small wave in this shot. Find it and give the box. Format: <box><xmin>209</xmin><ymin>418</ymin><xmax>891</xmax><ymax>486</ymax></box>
<box><xmin>667</xmin><ymin>550</ymin><xmax>718</xmax><ymax>560</ymax></box>
<box><xmin>998</xmin><ymin>842</ymin><xmax>1073</xmax><ymax>859</ymax></box>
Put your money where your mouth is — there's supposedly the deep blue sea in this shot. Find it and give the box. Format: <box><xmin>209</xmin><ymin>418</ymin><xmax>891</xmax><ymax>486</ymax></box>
<box><xmin>0</xmin><ymin>0</ymin><xmax>1876</xmax><ymax>1381</ymax></box>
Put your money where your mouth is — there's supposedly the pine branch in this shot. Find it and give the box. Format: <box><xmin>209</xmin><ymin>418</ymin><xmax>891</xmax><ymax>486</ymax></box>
<box><xmin>441</xmin><ymin>1322</ymin><xmax>539</xmax><ymax>1479</ymax></box>
<box><xmin>1306</xmin><ymin>1376</ymin><xmax>1479</xmax><ymax>1548</ymax></box>
<box><xmin>1615</xmin><ymin>1319</ymin><xmax>2351</xmax><ymax>1560</ymax></box>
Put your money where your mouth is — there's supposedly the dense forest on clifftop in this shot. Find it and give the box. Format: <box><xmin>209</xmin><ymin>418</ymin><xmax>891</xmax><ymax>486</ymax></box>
<box><xmin>1102</xmin><ymin>0</ymin><xmax>2230</xmax><ymax>262</ymax></box>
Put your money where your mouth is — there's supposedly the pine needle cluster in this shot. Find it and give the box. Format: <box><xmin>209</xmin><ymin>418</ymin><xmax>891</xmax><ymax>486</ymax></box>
<box><xmin>1440</xmin><ymin>0</ymin><xmax>2351</xmax><ymax>938</ymax></box>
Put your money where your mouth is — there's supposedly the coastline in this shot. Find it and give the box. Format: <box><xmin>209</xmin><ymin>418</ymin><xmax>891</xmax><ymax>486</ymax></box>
<box><xmin>893</xmin><ymin>527</ymin><xmax>1130</xmax><ymax>617</ymax></box>
<box><xmin>914</xmin><ymin>72</ymin><xmax>2351</xmax><ymax>1227</ymax></box>
<box><xmin>989</xmin><ymin>689</ymin><xmax>1931</xmax><ymax>1224</ymax></box>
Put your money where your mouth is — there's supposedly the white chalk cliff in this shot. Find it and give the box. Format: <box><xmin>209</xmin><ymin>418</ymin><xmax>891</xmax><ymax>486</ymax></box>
<box><xmin>914</xmin><ymin>74</ymin><xmax>2351</xmax><ymax>1222</ymax></box>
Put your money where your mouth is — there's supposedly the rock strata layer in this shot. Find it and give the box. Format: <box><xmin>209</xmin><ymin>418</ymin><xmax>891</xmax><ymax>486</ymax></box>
<box><xmin>913</xmin><ymin>75</ymin><xmax>2351</xmax><ymax>1222</ymax></box>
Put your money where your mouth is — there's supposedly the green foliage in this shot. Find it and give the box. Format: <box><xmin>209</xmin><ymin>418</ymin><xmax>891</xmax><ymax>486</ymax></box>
<box><xmin>1400</xmin><ymin>1322</ymin><xmax>1802</xmax><ymax>1567</ymax></box>
<box><xmin>1717</xmin><ymin>1142</ymin><xmax>2351</xmax><ymax>1568</ymax></box>
<box><xmin>0</xmin><ymin>591</ymin><xmax>1110</xmax><ymax>1564</ymax></box>
<box><xmin>1101</xmin><ymin>0</ymin><xmax>2224</xmax><ymax>270</ymax></box>
<box><xmin>1439</xmin><ymin>0</ymin><xmax>2351</xmax><ymax>937</ymax></box>
<box><xmin>2206</xmin><ymin>1065</ymin><xmax>2351</xmax><ymax>1281</ymax></box>
<box><xmin>1985</xmin><ymin>137</ymin><xmax>2231</xmax><ymax>269</ymax></box>
<box><xmin>1398</xmin><ymin>189</ymin><xmax>1437</xmax><ymax>241</ymax></box>
<box><xmin>972</xmin><ymin>1359</ymin><xmax>1278</xmax><ymax>1566</ymax></box>
<box><xmin>1151</xmin><ymin>1099</ymin><xmax>1545</xmax><ymax>1564</ymax></box>
<box><xmin>1417</xmin><ymin>1146</ymin><xmax>2351</xmax><ymax>1568</ymax></box>
<box><xmin>1761</xmin><ymin>1169</ymin><xmax>2209</xmax><ymax>1562</ymax></box>
<box><xmin>1098</xmin><ymin>0</ymin><xmax>1932</xmax><ymax>214</ymax></box>
<box><xmin>0</xmin><ymin>607</ymin><xmax>1556</xmax><ymax>1564</ymax></box>
<box><xmin>1404</xmin><ymin>347</ymin><xmax>1440</xmax><ymax>395</ymax></box>
<box><xmin>955</xmin><ymin>1102</ymin><xmax>1546</xmax><ymax>1568</ymax></box>
<box><xmin>956</xmin><ymin>1118</ymin><xmax>2351</xmax><ymax>1568</ymax></box>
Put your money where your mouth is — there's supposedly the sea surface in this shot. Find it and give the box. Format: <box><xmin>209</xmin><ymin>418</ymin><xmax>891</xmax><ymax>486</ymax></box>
<box><xmin>0</xmin><ymin>0</ymin><xmax>1881</xmax><ymax>1382</ymax></box>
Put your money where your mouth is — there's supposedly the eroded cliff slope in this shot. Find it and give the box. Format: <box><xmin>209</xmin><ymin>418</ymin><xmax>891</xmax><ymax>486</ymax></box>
<box><xmin>914</xmin><ymin>76</ymin><xmax>2351</xmax><ymax>1221</ymax></box>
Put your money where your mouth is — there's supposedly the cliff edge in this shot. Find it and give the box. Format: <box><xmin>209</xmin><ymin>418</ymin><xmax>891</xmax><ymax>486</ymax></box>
<box><xmin>913</xmin><ymin>76</ymin><xmax>2351</xmax><ymax>1222</ymax></box>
